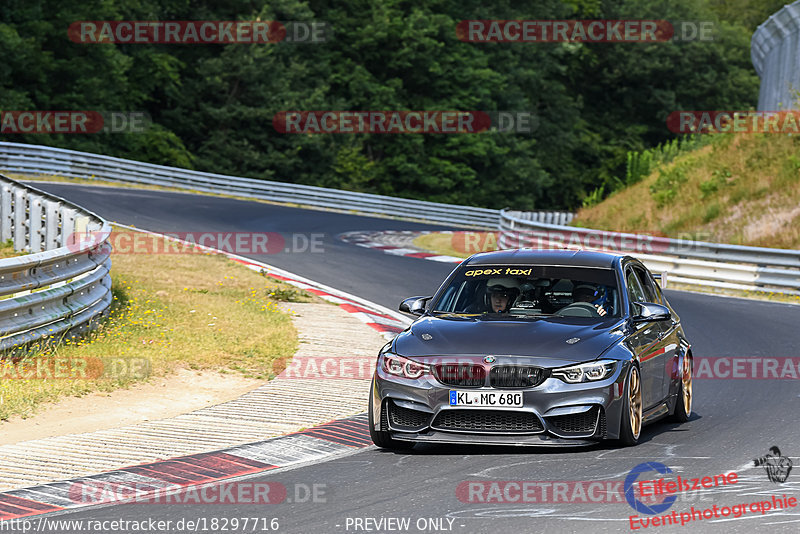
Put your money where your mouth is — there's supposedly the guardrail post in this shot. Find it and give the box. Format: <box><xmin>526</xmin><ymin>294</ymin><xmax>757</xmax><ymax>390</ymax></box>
<box><xmin>13</xmin><ymin>187</ymin><xmax>28</xmax><ymax>252</ymax></box>
<box><xmin>60</xmin><ymin>207</ymin><xmax>77</xmax><ymax>247</ymax></box>
<box><xmin>74</xmin><ymin>215</ymin><xmax>90</xmax><ymax>244</ymax></box>
<box><xmin>45</xmin><ymin>200</ymin><xmax>60</xmax><ymax>250</ymax></box>
<box><xmin>29</xmin><ymin>193</ymin><xmax>45</xmax><ymax>252</ymax></box>
<box><xmin>0</xmin><ymin>184</ymin><xmax>12</xmax><ymax>243</ymax></box>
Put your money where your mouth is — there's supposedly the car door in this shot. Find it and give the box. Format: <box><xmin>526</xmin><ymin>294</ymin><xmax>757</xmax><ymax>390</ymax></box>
<box><xmin>633</xmin><ymin>265</ymin><xmax>675</xmax><ymax>404</ymax></box>
<box><xmin>624</xmin><ymin>266</ymin><xmax>665</xmax><ymax>410</ymax></box>
<box><xmin>639</xmin><ymin>266</ymin><xmax>682</xmax><ymax>401</ymax></box>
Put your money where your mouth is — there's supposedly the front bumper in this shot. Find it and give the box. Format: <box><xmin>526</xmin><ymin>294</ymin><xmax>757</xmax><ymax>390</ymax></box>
<box><xmin>391</xmin><ymin>430</ymin><xmax>598</xmax><ymax>447</ymax></box>
<box><xmin>372</xmin><ymin>359</ymin><xmax>631</xmax><ymax>445</ymax></box>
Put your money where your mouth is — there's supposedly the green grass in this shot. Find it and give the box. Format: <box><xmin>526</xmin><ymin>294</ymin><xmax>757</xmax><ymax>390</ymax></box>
<box><xmin>0</xmin><ymin>239</ymin><xmax>22</xmax><ymax>259</ymax></box>
<box><xmin>575</xmin><ymin>134</ymin><xmax>800</xmax><ymax>249</ymax></box>
<box><xmin>0</xmin><ymin>228</ymin><xmax>309</xmax><ymax>420</ymax></box>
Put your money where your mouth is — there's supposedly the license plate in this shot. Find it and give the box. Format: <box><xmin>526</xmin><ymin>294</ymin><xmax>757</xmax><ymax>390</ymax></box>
<box><xmin>449</xmin><ymin>390</ymin><xmax>523</xmax><ymax>407</ymax></box>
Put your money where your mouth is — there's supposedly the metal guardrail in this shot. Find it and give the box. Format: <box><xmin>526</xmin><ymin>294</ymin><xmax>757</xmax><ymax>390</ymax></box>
<box><xmin>752</xmin><ymin>1</ymin><xmax>800</xmax><ymax>111</ymax></box>
<box><xmin>0</xmin><ymin>142</ymin><xmax>504</xmax><ymax>228</ymax></box>
<box><xmin>0</xmin><ymin>142</ymin><xmax>575</xmax><ymax>230</ymax></box>
<box><xmin>0</xmin><ymin>174</ymin><xmax>112</xmax><ymax>350</ymax></box>
<box><xmin>501</xmin><ymin>209</ymin><xmax>574</xmax><ymax>226</ymax></box>
<box><xmin>500</xmin><ymin>209</ymin><xmax>800</xmax><ymax>295</ymax></box>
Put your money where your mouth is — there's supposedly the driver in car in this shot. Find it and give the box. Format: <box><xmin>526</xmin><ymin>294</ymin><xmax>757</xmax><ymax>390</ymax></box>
<box><xmin>485</xmin><ymin>278</ymin><xmax>520</xmax><ymax>313</ymax></box>
<box><xmin>572</xmin><ymin>284</ymin><xmax>607</xmax><ymax>317</ymax></box>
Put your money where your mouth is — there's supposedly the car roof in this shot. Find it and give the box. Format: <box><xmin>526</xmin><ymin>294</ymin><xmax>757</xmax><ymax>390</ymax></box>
<box><xmin>463</xmin><ymin>249</ymin><xmax>623</xmax><ymax>268</ymax></box>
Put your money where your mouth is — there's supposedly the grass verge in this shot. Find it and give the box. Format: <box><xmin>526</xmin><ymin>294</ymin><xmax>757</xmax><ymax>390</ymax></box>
<box><xmin>574</xmin><ymin>134</ymin><xmax>800</xmax><ymax>249</ymax></box>
<box><xmin>0</xmin><ymin>239</ymin><xmax>22</xmax><ymax>259</ymax></box>
<box><xmin>413</xmin><ymin>231</ymin><xmax>496</xmax><ymax>258</ymax></box>
<box><xmin>0</xmin><ymin>228</ymin><xmax>311</xmax><ymax>420</ymax></box>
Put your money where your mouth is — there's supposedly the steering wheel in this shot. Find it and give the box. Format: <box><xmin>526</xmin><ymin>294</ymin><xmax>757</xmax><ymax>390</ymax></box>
<box><xmin>558</xmin><ymin>302</ymin><xmax>600</xmax><ymax>317</ymax></box>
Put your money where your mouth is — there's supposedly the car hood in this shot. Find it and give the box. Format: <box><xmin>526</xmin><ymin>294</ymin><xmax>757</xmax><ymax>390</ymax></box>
<box><xmin>394</xmin><ymin>315</ymin><xmax>624</xmax><ymax>366</ymax></box>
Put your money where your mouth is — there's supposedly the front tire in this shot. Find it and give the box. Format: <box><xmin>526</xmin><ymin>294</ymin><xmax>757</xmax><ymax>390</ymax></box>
<box><xmin>671</xmin><ymin>354</ymin><xmax>692</xmax><ymax>423</ymax></box>
<box><xmin>618</xmin><ymin>363</ymin><xmax>642</xmax><ymax>447</ymax></box>
<box><xmin>368</xmin><ymin>391</ymin><xmax>415</xmax><ymax>450</ymax></box>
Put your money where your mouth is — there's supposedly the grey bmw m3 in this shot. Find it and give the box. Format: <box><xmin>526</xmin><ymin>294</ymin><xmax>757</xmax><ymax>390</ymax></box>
<box><xmin>369</xmin><ymin>249</ymin><xmax>693</xmax><ymax>449</ymax></box>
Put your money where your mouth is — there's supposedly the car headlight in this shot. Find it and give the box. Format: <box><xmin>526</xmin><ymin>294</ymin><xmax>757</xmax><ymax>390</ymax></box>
<box><xmin>381</xmin><ymin>353</ymin><xmax>430</xmax><ymax>379</ymax></box>
<box><xmin>552</xmin><ymin>360</ymin><xmax>617</xmax><ymax>383</ymax></box>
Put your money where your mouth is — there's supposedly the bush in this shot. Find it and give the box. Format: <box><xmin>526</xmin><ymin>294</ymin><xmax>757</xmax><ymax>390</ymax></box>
<box><xmin>625</xmin><ymin>135</ymin><xmax>707</xmax><ymax>187</ymax></box>
<box><xmin>650</xmin><ymin>164</ymin><xmax>689</xmax><ymax>207</ymax></box>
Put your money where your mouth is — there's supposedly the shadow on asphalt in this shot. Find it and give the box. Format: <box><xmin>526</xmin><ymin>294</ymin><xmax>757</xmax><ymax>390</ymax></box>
<box><xmin>372</xmin><ymin>412</ymin><xmax>703</xmax><ymax>456</ymax></box>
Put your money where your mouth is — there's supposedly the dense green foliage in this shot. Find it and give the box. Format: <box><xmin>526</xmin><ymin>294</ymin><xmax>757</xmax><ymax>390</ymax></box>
<box><xmin>0</xmin><ymin>0</ymin><xmax>773</xmax><ymax>209</ymax></box>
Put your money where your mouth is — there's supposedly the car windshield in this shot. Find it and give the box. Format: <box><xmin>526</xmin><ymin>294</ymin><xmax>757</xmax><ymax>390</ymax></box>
<box><xmin>432</xmin><ymin>265</ymin><xmax>620</xmax><ymax>319</ymax></box>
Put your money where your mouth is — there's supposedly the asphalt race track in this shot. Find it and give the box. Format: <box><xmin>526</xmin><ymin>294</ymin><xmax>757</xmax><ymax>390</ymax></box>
<box><xmin>29</xmin><ymin>184</ymin><xmax>800</xmax><ymax>533</ymax></box>
<box><xmin>40</xmin><ymin>184</ymin><xmax>455</xmax><ymax>308</ymax></box>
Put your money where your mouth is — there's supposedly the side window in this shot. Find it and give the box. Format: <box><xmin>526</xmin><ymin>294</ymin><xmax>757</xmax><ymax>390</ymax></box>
<box><xmin>435</xmin><ymin>285</ymin><xmax>457</xmax><ymax>311</ymax></box>
<box><xmin>625</xmin><ymin>268</ymin><xmax>645</xmax><ymax>312</ymax></box>
<box><xmin>634</xmin><ymin>267</ymin><xmax>661</xmax><ymax>304</ymax></box>
<box><xmin>453</xmin><ymin>281</ymin><xmax>475</xmax><ymax>311</ymax></box>
<box><xmin>436</xmin><ymin>281</ymin><xmax>464</xmax><ymax>311</ymax></box>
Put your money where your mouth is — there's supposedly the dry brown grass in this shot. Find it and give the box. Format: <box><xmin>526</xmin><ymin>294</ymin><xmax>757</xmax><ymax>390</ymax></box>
<box><xmin>0</xmin><ymin>228</ymin><xmax>309</xmax><ymax>420</ymax></box>
<box><xmin>413</xmin><ymin>231</ymin><xmax>497</xmax><ymax>258</ymax></box>
<box><xmin>574</xmin><ymin>134</ymin><xmax>800</xmax><ymax>248</ymax></box>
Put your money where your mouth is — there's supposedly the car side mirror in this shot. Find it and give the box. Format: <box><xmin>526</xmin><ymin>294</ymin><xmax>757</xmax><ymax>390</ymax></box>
<box><xmin>631</xmin><ymin>302</ymin><xmax>671</xmax><ymax>323</ymax></box>
<box><xmin>399</xmin><ymin>296</ymin><xmax>431</xmax><ymax>316</ymax></box>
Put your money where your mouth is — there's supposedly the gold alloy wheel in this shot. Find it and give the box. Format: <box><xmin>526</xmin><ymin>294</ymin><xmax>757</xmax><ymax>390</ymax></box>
<box><xmin>629</xmin><ymin>366</ymin><xmax>642</xmax><ymax>439</ymax></box>
<box><xmin>682</xmin><ymin>356</ymin><xmax>693</xmax><ymax>416</ymax></box>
